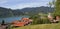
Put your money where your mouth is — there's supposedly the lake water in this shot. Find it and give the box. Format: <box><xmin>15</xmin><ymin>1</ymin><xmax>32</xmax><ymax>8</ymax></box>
<box><xmin>0</xmin><ymin>16</ymin><xmax>29</xmax><ymax>23</ymax></box>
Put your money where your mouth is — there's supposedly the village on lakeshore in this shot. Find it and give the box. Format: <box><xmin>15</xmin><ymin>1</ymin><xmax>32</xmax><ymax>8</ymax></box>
<box><xmin>0</xmin><ymin>0</ymin><xmax>60</xmax><ymax>29</ymax></box>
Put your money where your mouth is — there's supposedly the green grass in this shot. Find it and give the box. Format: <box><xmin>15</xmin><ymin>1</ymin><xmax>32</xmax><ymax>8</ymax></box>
<box><xmin>13</xmin><ymin>23</ymin><xmax>60</xmax><ymax>29</ymax></box>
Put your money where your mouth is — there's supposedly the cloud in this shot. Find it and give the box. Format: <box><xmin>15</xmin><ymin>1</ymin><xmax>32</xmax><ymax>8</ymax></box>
<box><xmin>0</xmin><ymin>0</ymin><xmax>8</xmax><ymax>4</ymax></box>
<box><xmin>10</xmin><ymin>2</ymin><xmax>48</xmax><ymax>9</ymax></box>
<box><xmin>0</xmin><ymin>0</ymin><xmax>52</xmax><ymax>9</ymax></box>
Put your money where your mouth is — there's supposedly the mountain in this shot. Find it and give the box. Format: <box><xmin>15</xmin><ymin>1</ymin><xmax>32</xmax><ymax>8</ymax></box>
<box><xmin>0</xmin><ymin>6</ymin><xmax>54</xmax><ymax>17</ymax></box>
<box><xmin>0</xmin><ymin>7</ymin><xmax>13</xmax><ymax>17</ymax></box>
<box><xmin>12</xmin><ymin>10</ymin><xmax>24</xmax><ymax>16</ymax></box>
<box><xmin>20</xmin><ymin>6</ymin><xmax>54</xmax><ymax>15</ymax></box>
<box><xmin>0</xmin><ymin>7</ymin><xmax>24</xmax><ymax>17</ymax></box>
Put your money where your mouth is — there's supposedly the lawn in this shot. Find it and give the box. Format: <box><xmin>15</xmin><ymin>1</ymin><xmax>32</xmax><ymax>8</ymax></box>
<box><xmin>13</xmin><ymin>23</ymin><xmax>60</xmax><ymax>29</ymax></box>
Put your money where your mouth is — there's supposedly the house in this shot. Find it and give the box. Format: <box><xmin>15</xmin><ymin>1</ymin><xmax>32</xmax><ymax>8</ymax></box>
<box><xmin>11</xmin><ymin>18</ymin><xmax>33</xmax><ymax>27</ymax></box>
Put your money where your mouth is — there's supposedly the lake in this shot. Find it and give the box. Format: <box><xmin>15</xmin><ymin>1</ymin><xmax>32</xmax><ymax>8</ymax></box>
<box><xmin>0</xmin><ymin>15</ymin><xmax>29</xmax><ymax>23</ymax></box>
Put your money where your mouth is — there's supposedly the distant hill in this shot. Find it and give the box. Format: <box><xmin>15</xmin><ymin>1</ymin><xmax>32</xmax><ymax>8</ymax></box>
<box><xmin>20</xmin><ymin>6</ymin><xmax>54</xmax><ymax>15</ymax></box>
<box><xmin>0</xmin><ymin>7</ymin><xmax>24</xmax><ymax>17</ymax></box>
<box><xmin>0</xmin><ymin>6</ymin><xmax>54</xmax><ymax>17</ymax></box>
<box><xmin>12</xmin><ymin>10</ymin><xmax>24</xmax><ymax>16</ymax></box>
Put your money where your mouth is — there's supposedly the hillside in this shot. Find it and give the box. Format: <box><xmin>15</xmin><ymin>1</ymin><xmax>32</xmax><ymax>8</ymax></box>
<box><xmin>13</xmin><ymin>23</ymin><xmax>60</xmax><ymax>29</ymax></box>
<box><xmin>0</xmin><ymin>7</ymin><xmax>13</xmax><ymax>17</ymax></box>
<box><xmin>0</xmin><ymin>6</ymin><xmax>54</xmax><ymax>17</ymax></box>
<box><xmin>20</xmin><ymin>6</ymin><xmax>54</xmax><ymax>15</ymax></box>
<box><xmin>0</xmin><ymin>7</ymin><xmax>24</xmax><ymax>17</ymax></box>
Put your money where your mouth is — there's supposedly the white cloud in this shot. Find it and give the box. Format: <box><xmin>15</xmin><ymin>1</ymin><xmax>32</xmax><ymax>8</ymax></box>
<box><xmin>0</xmin><ymin>0</ymin><xmax>52</xmax><ymax>9</ymax></box>
<box><xmin>16</xmin><ymin>3</ymin><xmax>40</xmax><ymax>9</ymax></box>
<box><xmin>9</xmin><ymin>2</ymin><xmax>47</xmax><ymax>9</ymax></box>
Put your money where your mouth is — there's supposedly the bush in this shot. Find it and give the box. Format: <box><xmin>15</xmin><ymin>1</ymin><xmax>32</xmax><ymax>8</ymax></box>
<box><xmin>29</xmin><ymin>15</ymin><xmax>51</xmax><ymax>25</ymax></box>
<box><xmin>41</xmin><ymin>18</ymin><xmax>50</xmax><ymax>24</ymax></box>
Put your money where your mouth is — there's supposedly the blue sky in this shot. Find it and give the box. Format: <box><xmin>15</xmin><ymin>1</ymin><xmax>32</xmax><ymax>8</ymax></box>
<box><xmin>0</xmin><ymin>0</ymin><xmax>52</xmax><ymax>9</ymax></box>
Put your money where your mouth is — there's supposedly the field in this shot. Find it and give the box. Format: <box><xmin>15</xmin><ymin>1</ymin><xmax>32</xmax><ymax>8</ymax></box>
<box><xmin>13</xmin><ymin>23</ymin><xmax>60</xmax><ymax>29</ymax></box>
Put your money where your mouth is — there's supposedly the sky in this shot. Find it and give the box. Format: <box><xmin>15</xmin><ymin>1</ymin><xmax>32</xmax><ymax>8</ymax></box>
<box><xmin>0</xmin><ymin>0</ymin><xmax>52</xmax><ymax>9</ymax></box>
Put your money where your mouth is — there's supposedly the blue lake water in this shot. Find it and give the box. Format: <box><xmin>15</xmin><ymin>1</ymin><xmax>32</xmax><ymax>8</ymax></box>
<box><xmin>0</xmin><ymin>16</ymin><xmax>29</xmax><ymax>23</ymax></box>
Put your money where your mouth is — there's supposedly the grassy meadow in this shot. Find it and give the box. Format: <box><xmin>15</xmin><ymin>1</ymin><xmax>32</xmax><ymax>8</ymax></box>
<box><xmin>13</xmin><ymin>23</ymin><xmax>60</xmax><ymax>29</ymax></box>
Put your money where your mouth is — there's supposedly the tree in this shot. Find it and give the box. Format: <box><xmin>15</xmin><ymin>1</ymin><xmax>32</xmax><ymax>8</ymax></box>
<box><xmin>48</xmin><ymin>2</ymin><xmax>52</xmax><ymax>8</ymax></box>
<box><xmin>47</xmin><ymin>1</ymin><xmax>53</xmax><ymax>13</ymax></box>
<box><xmin>48</xmin><ymin>0</ymin><xmax>56</xmax><ymax>7</ymax></box>
<box><xmin>52</xmin><ymin>0</ymin><xmax>56</xmax><ymax>7</ymax></box>
<box><xmin>54</xmin><ymin>0</ymin><xmax>60</xmax><ymax>16</ymax></box>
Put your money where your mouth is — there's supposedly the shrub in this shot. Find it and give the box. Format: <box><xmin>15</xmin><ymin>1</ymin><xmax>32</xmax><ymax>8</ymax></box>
<box><xmin>29</xmin><ymin>15</ymin><xmax>51</xmax><ymax>25</ymax></box>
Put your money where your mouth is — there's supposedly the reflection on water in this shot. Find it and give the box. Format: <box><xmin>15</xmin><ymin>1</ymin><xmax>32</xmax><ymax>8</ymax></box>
<box><xmin>0</xmin><ymin>16</ymin><xmax>29</xmax><ymax>23</ymax></box>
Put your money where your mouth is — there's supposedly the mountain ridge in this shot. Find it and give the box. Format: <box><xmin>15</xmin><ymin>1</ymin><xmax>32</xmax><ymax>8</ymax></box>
<box><xmin>0</xmin><ymin>6</ymin><xmax>54</xmax><ymax>17</ymax></box>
